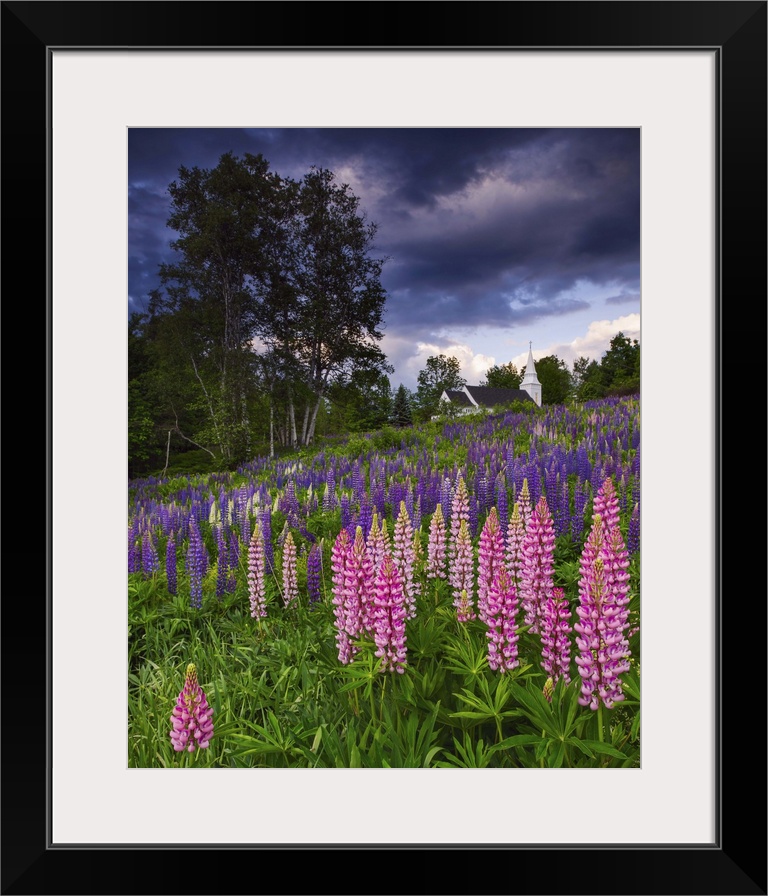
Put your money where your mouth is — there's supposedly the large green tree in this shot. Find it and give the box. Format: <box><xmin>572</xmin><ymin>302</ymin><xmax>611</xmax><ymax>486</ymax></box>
<box><xmin>391</xmin><ymin>383</ymin><xmax>414</xmax><ymax>427</ymax></box>
<box><xmin>414</xmin><ymin>354</ymin><xmax>466</xmax><ymax>422</ymax></box>
<box><xmin>149</xmin><ymin>151</ymin><xmax>285</xmax><ymax>463</ymax></box>
<box><xmin>571</xmin><ymin>355</ymin><xmax>605</xmax><ymax>401</ymax></box>
<box><xmin>600</xmin><ymin>331</ymin><xmax>640</xmax><ymax>395</ymax></box>
<box><xmin>481</xmin><ymin>361</ymin><xmax>522</xmax><ymax>390</ymax></box>
<box><xmin>141</xmin><ymin>154</ymin><xmax>390</xmax><ymax>465</ymax></box>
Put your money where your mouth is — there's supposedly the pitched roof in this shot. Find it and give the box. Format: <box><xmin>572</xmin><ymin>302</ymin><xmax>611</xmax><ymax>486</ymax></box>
<box><xmin>444</xmin><ymin>389</ymin><xmax>472</xmax><ymax>407</ymax></box>
<box><xmin>464</xmin><ymin>386</ymin><xmax>535</xmax><ymax>407</ymax></box>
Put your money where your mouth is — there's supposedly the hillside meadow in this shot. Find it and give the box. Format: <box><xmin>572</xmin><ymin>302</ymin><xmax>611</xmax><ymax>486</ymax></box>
<box><xmin>128</xmin><ymin>395</ymin><xmax>640</xmax><ymax>768</ymax></box>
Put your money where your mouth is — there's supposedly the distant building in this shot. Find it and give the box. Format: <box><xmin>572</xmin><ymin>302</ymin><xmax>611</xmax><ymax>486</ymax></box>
<box><xmin>439</xmin><ymin>343</ymin><xmax>542</xmax><ymax>415</ymax></box>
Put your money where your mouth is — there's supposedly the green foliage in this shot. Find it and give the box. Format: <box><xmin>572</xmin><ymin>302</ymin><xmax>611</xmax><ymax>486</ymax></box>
<box><xmin>414</xmin><ymin>354</ymin><xmax>466</xmax><ymax>422</ymax></box>
<box><xmin>391</xmin><ymin>383</ymin><xmax>413</xmax><ymax>427</ymax></box>
<box><xmin>481</xmin><ymin>361</ymin><xmax>522</xmax><ymax>389</ymax></box>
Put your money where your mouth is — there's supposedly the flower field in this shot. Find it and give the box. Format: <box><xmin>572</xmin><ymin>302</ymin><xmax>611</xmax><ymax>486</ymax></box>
<box><xmin>128</xmin><ymin>395</ymin><xmax>640</xmax><ymax>768</ymax></box>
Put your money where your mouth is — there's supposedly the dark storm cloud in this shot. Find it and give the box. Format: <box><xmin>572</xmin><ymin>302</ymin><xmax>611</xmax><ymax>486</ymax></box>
<box><xmin>128</xmin><ymin>127</ymin><xmax>639</xmax><ymax>326</ymax></box>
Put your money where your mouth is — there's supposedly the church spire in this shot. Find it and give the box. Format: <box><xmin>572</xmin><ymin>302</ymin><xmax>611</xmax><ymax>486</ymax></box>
<box><xmin>521</xmin><ymin>341</ymin><xmax>542</xmax><ymax>406</ymax></box>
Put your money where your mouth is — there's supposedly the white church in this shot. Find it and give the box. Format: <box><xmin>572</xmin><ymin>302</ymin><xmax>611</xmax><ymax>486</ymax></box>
<box><xmin>439</xmin><ymin>343</ymin><xmax>542</xmax><ymax>415</ymax></box>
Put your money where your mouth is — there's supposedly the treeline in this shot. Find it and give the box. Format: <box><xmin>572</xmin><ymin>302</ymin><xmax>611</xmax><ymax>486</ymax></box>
<box><xmin>399</xmin><ymin>333</ymin><xmax>640</xmax><ymax>423</ymax></box>
<box><xmin>129</xmin><ymin>152</ymin><xmax>392</xmax><ymax>477</ymax></box>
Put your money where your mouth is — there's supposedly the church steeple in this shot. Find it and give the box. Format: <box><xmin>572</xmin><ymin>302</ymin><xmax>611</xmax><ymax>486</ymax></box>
<box><xmin>521</xmin><ymin>341</ymin><xmax>542</xmax><ymax>406</ymax></box>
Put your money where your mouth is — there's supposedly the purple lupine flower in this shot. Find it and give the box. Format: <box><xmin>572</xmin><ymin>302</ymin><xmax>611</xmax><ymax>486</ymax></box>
<box><xmin>505</xmin><ymin>502</ymin><xmax>526</xmax><ymax>588</ymax></box>
<box><xmin>345</xmin><ymin>526</ymin><xmax>375</xmax><ymax>635</ymax></box>
<box><xmin>141</xmin><ymin>532</ymin><xmax>160</xmax><ymax>576</ymax></box>
<box><xmin>215</xmin><ymin>526</ymin><xmax>228</xmax><ymax>599</ymax></box>
<box><xmin>540</xmin><ymin>586</ymin><xmax>572</xmax><ymax>692</ymax></box>
<box><xmin>468</xmin><ymin>496</ymin><xmax>478</xmax><ymax>538</ymax></box>
<box><xmin>372</xmin><ymin>553</ymin><xmax>408</xmax><ymax>674</ymax></box>
<box><xmin>227</xmin><ymin>533</ymin><xmax>239</xmax><ymax>593</ymax></box>
<box><xmin>331</xmin><ymin>529</ymin><xmax>356</xmax><ymax>664</ymax></box>
<box><xmin>574</xmin><ymin>514</ymin><xmax>632</xmax><ymax>710</ymax></box>
<box><xmin>166</xmin><ymin>533</ymin><xmax>177</xmax><ymax>596</ymax></box>
<box><xmin>477</xmin><ymin>507</ymin><xmax>505</xmax><ymax>625</ymax></box>
<box><xmin>247</xmin><ymin>523</ymin><xmax>267</xmax><ymax>618</ymax></box>
<box><xmin>307</xmin><ymin>542</ymin><xmax>322</xmax><ymax>606</ymax></box>
<box><xmin>495</xmin><ymin>475</ymin><xmax>509</xmax><ymax>538</ymax></box>
<box><xmin>128</xmin><ymin>521</ymin><xmax>140</xmax><ymax>574</ymax></box>
<box><xmin>186</xmin><ymin>516</ymin><xmax>206</xmax><ymax>610</ymax></box>
<box><xmin>451</xmin><ymin>519</ymin><xmax>476</xmax><ymax>622</ymax></box>
<box><xmin>281</xmin><ymin>531</ymin><xmax>298</xmax><ymax>608</ymax></box>
<box><xmin>484</xmin><ymin>565</ymin><xmax>520</xmax><ymax>673</ymax></box>
<box><xmin>261</xmin><ymin>509</ymin><xmax>274</xmax><ymax>573</ymax></box>
<box><xmin>519</xmin><ymin>495</ymin><xmax>556</xmax><ymax>635</ymax></box>
<box><xmin>427</xmin><ymin>503</ymin><xmax>448</xmax><ymax>580</ymax></box>
<box><xmin>170</xmin><ymin>663</ymin><xmax>214</xmax><ymax>753</ymax></box>
<box><xmin>627</xmin><ymin>502</ymin><xmax>640</xmax><ymax>555</ymax></box>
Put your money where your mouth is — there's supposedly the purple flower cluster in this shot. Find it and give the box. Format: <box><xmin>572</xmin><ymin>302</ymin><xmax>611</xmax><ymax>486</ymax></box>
<box><xmin>247</xmin><ymin>523</ymin><xmax>268</xmax><ymax>618</ymax></box>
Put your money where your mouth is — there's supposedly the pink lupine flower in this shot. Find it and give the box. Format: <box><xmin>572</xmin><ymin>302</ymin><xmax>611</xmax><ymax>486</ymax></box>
<box><xmin>247</xmin><ymin>523</ymin><xmax>268</xmax><ymax>618</ymax></box>
<box><xmin>372</xmin><ymin>553</ymin><xmax>408</xmax><ymax>674</ymax></box>
<box><xmin>484</xmin><ymin>565</ymin><xmax>520</xmax><ymax>673</ymax></box>
<box><xmin>170</xmin><ymin>663</ymin><xmax>214</xmax><ymax>753</ymax></box>
<box><xmin>451</xmin><ymin>519</ymin><xmax>476</xmax><ymax>622</ymax></box>
<box><xmin>427</xmin><ymin>503</ymin><xmax>448</xmax><ymax>579</ymax></box>
<box><xmin>477</xmin><ymin>507</ymin><xmax>505</xmax><ymax>624</ymax></box>
<box><xmin>448</xmin><ymin>474</ymin><xmax>470</xmax><ymax>563</ymax></box>
<box><xmin>367</xmin><ymin>513</ymin><xmax>387</xmax><ymax>576</ymax></box>
<box><xmin>519</xmin><ymin>496</ymin><xmax>556</xmax><ymax>635</ymax></box>
<box><xmin>345</xmin><ymin>526</ymin><xmax>375</xmax><ymax>636</ymax></box>
<box><xmin>281</xmin><ymin>531</ymin><xmax>298</xmax><ymax>607</ymax></box>
<box><xmin>393</xmin><ymin>501</ymin><xmax>418</xmax><ymax>619</ymax></box>
<box><xmin>505</xmin><ymin>501</ymin><xmax>526</xmax><ymax>588</ymax></box>
<box><xmin>592</xmin><ymin>476</ymin><xmax>621</xmax><ymax>533</ymax></box>
<box><xmin>331</xmin><ymin>529</ymin><xmax>357</xmax><ymax>664</ymax></box>
<box><xmin>574</xmin><ymin>514</ymin><xmax>632</xmax><ymax>710</ymax></box>
<box><xmin>540</xmin><ymin>586</ymin><xmax>572</xmax><ymax>691</ymax></box>
<box><xmin>516</xmin><ymin>478</ymin><xmax>532</xmax><ymax>531</ymax></box>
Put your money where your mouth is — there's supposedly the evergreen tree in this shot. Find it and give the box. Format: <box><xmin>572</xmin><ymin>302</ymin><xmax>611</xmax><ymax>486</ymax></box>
<box><xmin>391</xmin><ymin>384</ymin><xmax>413</xmax><ymax>427</ymax></box>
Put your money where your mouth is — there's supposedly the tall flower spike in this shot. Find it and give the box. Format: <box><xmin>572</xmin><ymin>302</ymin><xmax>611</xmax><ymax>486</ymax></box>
<box><xmin>367</xmin><ymin>513</ymin><xmax>386</xmax><ymax>576</ymax></box>
<box><xmin>484</xmin><ymin>565</ymin><xmax>520</xmax><ymax>673</ymax></box>
<box><xmin>573</xmin><ymin>514</ymin><xmax>632</xmax><ymax>710</ymax></box>
<box><xmin>247</xmin><ymin>523</ymin><xmax>268</xmax><ymax>618</ymax></box>
<box><xmin>451</xmin><ymin>519</ymin><xmax>476</xmax><ymax>622</ymax></box>
<box><xmin>540</xmin><ymin>586</ymin><xmax>572</xmax><ymax>692</ymax></box>
<box><xmin>373</xmin><ymin>554</ymin><xmax>408</xmax><ymax>674</ymax></box>
<box><xmin>307</xmin><ymin>542</ymin><xmax>322</xmax><ymax>606</ymax></box>
<box><xmin>592</xmin><ymin>476</ymin><xmax>621</xmax><ymax>533</ymax></box>
<box><xmin>281</xmin><ymin>531</ymin><xmax>298</xmax><ymax>607</ymax></box>
<box><xmin>170</xmin><ymin>663</ymin><xmax>214</xmax><ymax>753</ymax></box>
<box><xmin>427</xmin><ymin>503</ymin><xmax>448</xmax><ymax>580</ymax></box>
<box><xmin>331</xmin><ymin>529</ymin><xmax>356</xmax><ymax>664</ymax></box>
<box><xmin>393</xmin><ymin>501</ymin><xmax>418</xmax><ymax>619</ymax></box>
<box><xmin>449</xmin><ymin>474</ymin><xmax>470</xmax><ymax>562</ymax></box>
<box><xmin>505</xmin><ymin>501</ymin><xmax>526</xmax><ymax>588</ymax></box>
<box><xmin>345</xmin><ymin>526</ymin><xmax>375</xmax><ymax>636</ymax></box>
<box><xmin>517</xmin><ymin>478</ymin><xmax>532</xmax><ymax>531</ymax></box>
<box><xmin>477</xmin><ymin>507</ymin><xmax>505</xmax><ymax>625</ymax></box>
<box><xmin>186</xmin><ymin>516</ymin><xmax>206</xmax><ymax>610</ymax></box>
<box><xmin>519</xmin><ymin>495</ymin><xmax>556</xmax><ymax>635</ymax></box>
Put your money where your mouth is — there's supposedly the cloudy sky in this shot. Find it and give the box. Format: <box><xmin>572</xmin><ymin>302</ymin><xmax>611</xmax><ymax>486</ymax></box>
<box><xmin>129</xmin><ymin>127</ymin><xmax>640</xmax><ymax>391</ymax></box>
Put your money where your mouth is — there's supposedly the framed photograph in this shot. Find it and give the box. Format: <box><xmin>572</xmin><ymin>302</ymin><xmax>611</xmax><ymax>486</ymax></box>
<box><xmin>7</xmin><ymin>1</ymin><xmax>765</xmax><ymax>893</ymax></box>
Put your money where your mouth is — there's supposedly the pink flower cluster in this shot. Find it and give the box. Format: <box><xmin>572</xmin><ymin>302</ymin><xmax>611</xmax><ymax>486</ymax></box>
<box><xmin>170</xmin><ymin>663</ymin><xmax>214</xmax><ymax>753</ymax></box>
<box><xmin>574</xmin><ymin>477</ymin><xmax>632</xmax><ymax>710</ymax></box>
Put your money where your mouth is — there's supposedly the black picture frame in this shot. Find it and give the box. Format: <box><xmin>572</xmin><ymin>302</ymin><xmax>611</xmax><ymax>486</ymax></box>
<box><xmin>4</xmin><ymin>2</ymin><xmax>765</xmax><ymax>894</ymax></box>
